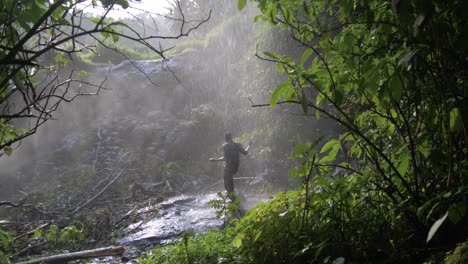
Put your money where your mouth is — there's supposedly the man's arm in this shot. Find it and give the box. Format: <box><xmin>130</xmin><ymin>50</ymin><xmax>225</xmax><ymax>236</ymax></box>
<box><xmin>246</xmin><ymin>141</ymin><xmax>252</xmax><ymax>152</ymax></box>
<box><xmin>209</xmin><ymin>144</ymin><xmax>226</xmax><ymax>162</ymax></box>
<box><xmin>240</xmin><ymin>141</ymin><xmax>252</xmax><ymax>155</ymax></box>
<box><xmin>209</xmin><ymin>157</ymin><xmax>225</xmax><ymax>162</ymax></box>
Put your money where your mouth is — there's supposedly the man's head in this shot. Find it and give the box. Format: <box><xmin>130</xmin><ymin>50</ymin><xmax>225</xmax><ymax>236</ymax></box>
<box><xmin>225</xmin><ymin>133</ymin><xmax>233</xmax><ymax>142</ymax></box>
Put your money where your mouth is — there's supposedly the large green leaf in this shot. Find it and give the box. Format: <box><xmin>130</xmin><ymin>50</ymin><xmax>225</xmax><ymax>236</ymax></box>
<box><xmin>281</xmin><ymin>6</ymin><xmax>293</xmax><ymax>24</ymax></box>
<box><xmin>320</xmin><ymin>139</ymin><xmax>340</xmax><ymax>163</ymax></box>
<box><xmin>238</xmin><ymin>0</ymin><xmax>247</xmax><ymax>10</ymax></box>
<box><xmin>116</xmin><ymin>0</ymin><xmax>129</xmax><ymax>9</ymax></box>
<box><xmin>389</xmin><ymin>75</ymin><xmax>403</xmax><ymax>101</ymax></box>
<box><xmin>320</xmin><ymin>139</ymin><xmax>340</xmax><ymax>153</ymax></box>
<box><xmin>264</xmin><ymin>51</ymin><xmax>281</xmax><ymax>60</ymax></box>
<box><xmin>233</xmin><ymin>233</ymin><xmax>244</xmax><ymax>248</ymax></box>
<box><xmin>270</xmin><ymin>80</ymin><xmax>293</xmax><ymax>109</ymax></box>
<box><xmin>449</xmin><ymin>108</ymin><xmax>463</xmax><ymax>133</ymax></box>
<box><xmin>300</xmin><ymin>48</ymin><xmax>313</xmax><ymax>67</ymax></box>
<box><xmin>448</xmin><ymin>202</ymin><xmax>467</xmax><ymax>224</ymax></box>
<box><xmin>397</xmin><ymin>154</ymin><xmax>410</xmax><ymax>177</ymax></box>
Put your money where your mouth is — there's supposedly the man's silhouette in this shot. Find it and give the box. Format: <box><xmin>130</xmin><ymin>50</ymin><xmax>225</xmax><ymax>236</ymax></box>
<box><xmin>209</xmin><ymin>133</ymin><xmax>251</xmax><ymax>196</ymax></box>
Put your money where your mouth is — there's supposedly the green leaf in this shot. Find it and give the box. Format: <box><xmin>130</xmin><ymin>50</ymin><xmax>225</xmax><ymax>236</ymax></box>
<box><xmin>320</xmin><ymin>139</ymin><xmax>340</xmax><ymax>153</ymax></box>
<box><xmin>54</xmin><ymin>54</ymin><xmax>70</xmax><ymax>67</ymax></box>
<box><xmin>33</xmin><ymin>229</ymin><xmax>43</xmax><ymax>238</ymax></box>
<box><xmin>417</xmin><ymin>138</ymin><xmax>431</xmax><ymax>158</ymax></box>
<box><xmin>417</xmin><ymin>200</ymin><xmax>431</xmax><ymax>222</ymax></box>
<box><xmin>449</xmin><ymin>108</ymin><xmax>463</xmax><ymax>133</ymax></box>
<box><xmin>448</xmin><ymin>202</ymin><xmax>467</xmax><ymax>224</ymax></box>
<box><xmin>397</xmin><ymin>154</ymin><xmax>410</xmax><ymax>176</ymax></box>
<box><xmin>389</xmin><ymin>75</ymin><xmax>403</xmax><ymax>101</ymax></box>
<box><xmin>0</xmin><ymin>229</ymin><xmax>12</xmax><ymax>249</ymax></box>
<box><xmin>254</xmin><ymin>231</ymin><xmax>262</xmax><ymax>241</ymax></box>
<box><xmin>116</xmin><ymin>0</ymin><xmax>129</xmax><ymax>9</ymax></box>
<box><xmin>316</xmin><ymin>92</ymin><xmax>325</xmax><ymax>106</ymax></box>
<box><xmin>3</xmin><ymin>146</ymin><xmax>12</xmax><ymax>156</ymax></box>
<box><xmin>78</xmin><ymin>70</ymin><xmax>89</xmax><ymax>77</ymax></box>
<box><xmin>238</xmin><ymin>0</ymin><xmax>247</xmax><ymax>10</ymax></box>
<box><xmin>264</xmin><ymin>51</ymin><xmax>281</xmax><ymax>60</ymax></box>
<box><xmin>101</xmin><ymin>31</ymin><xmax>109</xmax><ymax>39</ymax></box>
<box><xmin>339</xmin><ymin>0</ymin><xmax>353</xmax><ymax>21</ymax></box>
<box><xmin>270</xmin><ymin>80</ymin><xmax>293</xmax><ymax>109</ymax></box>
<box><xmin>267</xmin><ymin>5</ymin><xmax>277</xmax><ymax>25</ymax></box>
<box><xmin>426</xmin><ymin>211</ymin><xmax>448</xmax><ymax>243</ymax></box>
<box><xmin>233</xmin><ymin>233</ymin><xmax>244</xmax><ymax>248</ymax></box>
<box><xmin>300</xmin><ymin>48</ymin><xmax>313</xmax><ymax>67</ymax></box>
<box><xmin>16</xmin><ymin>16</ymin><xmax>32</xmax><ymax>31</ymax></box>
<box><xmin>320</xmin><ymin>139</ymin><xmax>340</xmax><ymax>163</ymax></box>
<box><xmin>33</xmin><ymin>0</ymin><xmax>46</xmax><ymax>11</ymax></box>
<box><xmin>112</xmin><ymin>32</ymin><xmax>119</xmax><ymax>42</ymax></box>
<box><xmin>281</xmin><ymin>6</ymin><xmax>293</xmax><ymax>24</ymax></box>
<box><xmin>90</xmin><ymin>17</ymin><xmax>101</xmax><ymax>24</ymax></box>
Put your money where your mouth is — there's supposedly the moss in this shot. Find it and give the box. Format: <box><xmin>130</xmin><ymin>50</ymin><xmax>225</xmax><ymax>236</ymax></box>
<box><xmin>445</xmin><ymin>241</ymin><xmax>468</xmax><ymax>264</ymax></box>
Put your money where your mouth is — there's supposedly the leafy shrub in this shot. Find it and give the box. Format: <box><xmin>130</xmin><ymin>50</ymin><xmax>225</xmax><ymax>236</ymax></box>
<box><xmin>0</xmin><ymin>229</ymin><xmax>12</xmax><ymax>264</ymax></box>
<box><xmin>139</xmin><ymin>228</ymin><xmax>238</xmax><ymax>264</ymax></box>
<box><xmin>445</xmin><ymin>241</ymin><xmax>468</xmax><ymax>264</ymax></box>
<box><xmin>46</xmin><ymin>225</ymin><xmax>84</xmax><ymax>249</ymax></box>
<box><xmin>208</xmin><ymin>192</ymin><xmax>242</xmax><ymax>219</ymax></box>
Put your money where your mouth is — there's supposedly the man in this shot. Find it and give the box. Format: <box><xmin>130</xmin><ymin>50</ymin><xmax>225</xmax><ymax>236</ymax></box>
<box><xmin>209</xmin><ymin>133</ymin><xmax>251</xmax><ymax>196</ymax></box>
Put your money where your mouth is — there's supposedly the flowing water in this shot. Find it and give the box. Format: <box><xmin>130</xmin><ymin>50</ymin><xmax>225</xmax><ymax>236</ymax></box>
<box><xmin>119</xmin><ymin>192</ymin><xmax>225</xmax><ymax>248</ymax></box>
<box><xmin>87</xmin><ymin>191</ymin><xmax>268</xmax><ymax>263</ymax></box>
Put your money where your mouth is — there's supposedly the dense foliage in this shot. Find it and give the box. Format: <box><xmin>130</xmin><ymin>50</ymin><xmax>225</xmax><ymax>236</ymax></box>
<box><xmin>256</xmin><ymin>0</ymin><xmax>468</xmax><ymax>252</ymax></box>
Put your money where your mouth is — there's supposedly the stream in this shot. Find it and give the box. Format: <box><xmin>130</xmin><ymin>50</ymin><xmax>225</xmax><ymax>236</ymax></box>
<box><xmin>89</xmin><ymin>191</ymin><xmax>268</xmax><ymax>263</ymax></box>
<box><xmin>119</xmin><ymin>193</ymin><xmax>224</xmax><ymax>248</ymax></box>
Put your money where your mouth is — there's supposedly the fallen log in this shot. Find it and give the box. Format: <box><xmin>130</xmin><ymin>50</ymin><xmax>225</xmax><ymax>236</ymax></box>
<box><xmin>16</xmin><ymin>246</ymin><xmax>125</xmax><ymax>264</ymax></box>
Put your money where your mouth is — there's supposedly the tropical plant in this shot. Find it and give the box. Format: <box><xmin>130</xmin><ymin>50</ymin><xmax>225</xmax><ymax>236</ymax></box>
<box><xmin>0</xmin><ymin>229</ymin><xmax>12</xmax><ymax>264</ymax></box>
<box><xmin>237</xmin><ymin>0</ymin><xmax>468</xmax><ymax>260</ymax></box>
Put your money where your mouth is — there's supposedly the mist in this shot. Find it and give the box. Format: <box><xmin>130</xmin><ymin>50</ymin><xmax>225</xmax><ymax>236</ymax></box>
<box><xmin>1</xmin><ymin>2</ymin><xmax>336</xmax><ymax>195</ymax></box>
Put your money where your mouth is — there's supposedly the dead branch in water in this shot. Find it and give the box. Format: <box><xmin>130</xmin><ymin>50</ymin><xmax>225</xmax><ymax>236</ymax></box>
<box><xmin>72</xmin><ymin>169</ymin><xmax>126</xmax><ymax>214</ymax></box>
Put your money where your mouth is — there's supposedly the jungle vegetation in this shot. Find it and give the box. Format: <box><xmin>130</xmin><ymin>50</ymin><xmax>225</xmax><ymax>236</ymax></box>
<box><xmin>0</xmin><ymin>0</ymin><xmax>467</xmax><ymax>263</ymax></box>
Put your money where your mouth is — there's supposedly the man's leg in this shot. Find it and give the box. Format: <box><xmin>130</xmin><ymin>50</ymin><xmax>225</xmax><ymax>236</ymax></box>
<box><xmin>224</xmin><ymin>167</ymin><xmax>235</xmax><ymax>195</ymax></box>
